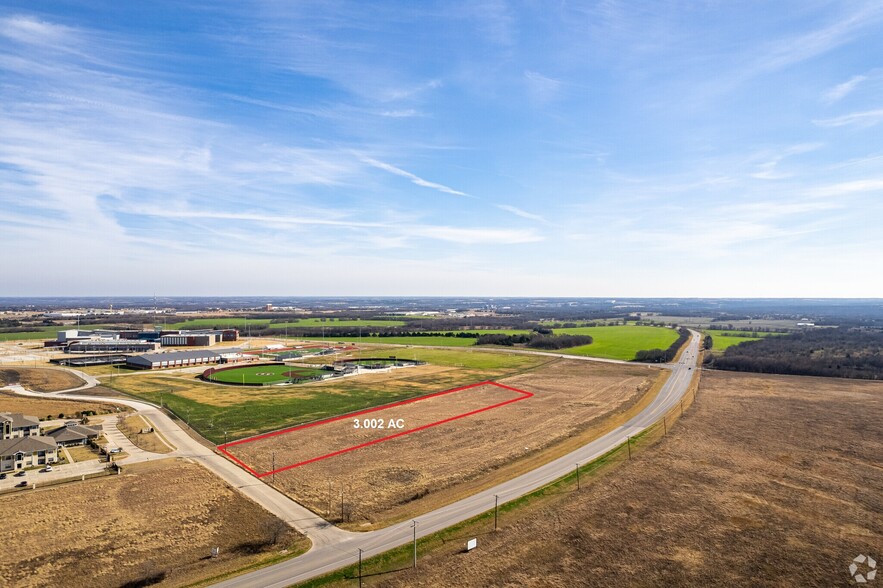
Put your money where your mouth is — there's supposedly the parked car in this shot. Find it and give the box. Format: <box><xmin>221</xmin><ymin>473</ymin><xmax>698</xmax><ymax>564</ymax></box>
<box><xmin>0</xmin><ymin>473</ymin><xmax>6</xmax><ymax>480</ymax></box>
<box><xmin>15</xmin><ymin>481</ymin><xmax>28</xmax><ymax>487</ymax></box>
<box><xmin>14</xmin><ymin>470</ymin><xmax>26</xmax><ymax>477</ymax></box>
<box><xmin>42</xmin><ymin>465</ymin><xmax>53</xmax><ymax>472</ymax></box>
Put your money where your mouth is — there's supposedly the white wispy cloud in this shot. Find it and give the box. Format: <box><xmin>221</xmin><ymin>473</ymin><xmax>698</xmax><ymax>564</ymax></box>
<box><xmin>496</xmin><ymin>204</ymin><xmax>549</xmax><ymax>224</ymax></box>
<box><xmin>813</xmin><ymin>108</ymin><xmax>883</xmax><ymax>128</ymax></box>
<box><xmin>360</xmin><ymin>157</ymin><xmax>470</xmax><ymax>197</ymax></box>
<box><xmin>823</xmin><ymin>74</ymin><xmax>868</xmax><ymax>103</ymax></box>
<box><xmin>523</xmin><ymin>70</ymin><xmax>562</xmax><ymax>102</ymax></box>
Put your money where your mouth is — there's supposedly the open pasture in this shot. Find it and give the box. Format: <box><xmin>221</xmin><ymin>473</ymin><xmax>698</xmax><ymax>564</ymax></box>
<box><xmin>553</xmin><ymin>325</ymin><xmax>680</xmax><ymax>360</ymax></box>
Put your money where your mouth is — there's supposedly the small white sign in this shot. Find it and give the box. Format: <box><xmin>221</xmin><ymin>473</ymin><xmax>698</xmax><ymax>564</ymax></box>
<box><xmin>466</xmin><ymin>538</ymin><xmax>477</xmax><ymax>552</ymax></box>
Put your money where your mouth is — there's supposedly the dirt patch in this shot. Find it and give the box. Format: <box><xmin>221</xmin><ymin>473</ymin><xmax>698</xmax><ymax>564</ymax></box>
<box><xmin>0</xmin><ymin>367</ymin><xmax>84</xmax><ymax>392</ymax></box>
<box><xmin>263</xmin><ymin>360</ymin><xmax>658</xmax><ymax>527</ymax></box>
<box><xmin>0</xmin><ymin>459</ymin><xmax>308</xmax><ymax>588</ymax></box>
<box><xmin>369</xmin><ymin>370</ymin><xmax>883</xmax><ymax>588</ymax></box>
<box><xmin>0</xmin><ymin>389</ymin><xmax>119</xmax><ymax>420</ymax></box>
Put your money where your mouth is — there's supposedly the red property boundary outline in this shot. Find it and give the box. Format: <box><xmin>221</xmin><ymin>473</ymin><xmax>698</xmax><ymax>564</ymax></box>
<box><xmin>217</xmin><ymin>381</ymin><xmax>533</xmax><ymax>478</ymax></box>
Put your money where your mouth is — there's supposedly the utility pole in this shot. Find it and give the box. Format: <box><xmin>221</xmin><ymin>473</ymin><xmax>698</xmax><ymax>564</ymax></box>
<box><xmin>224</xmin><ymin>430</ymin><xmax>228</xmax><ymax>444</ymax></box>
<box><xmin>340</xmin><ymin>486</ymin><xmax>344</xmax><ymax>521</ymax></box>
<box><xmin>358</xmin><ymin>548</ymin><xmax>363</xmax><ymax>588</ymax></box>
<box><xmin>576</xmin><ymin>463</ymin><xmax>580</xmax><ymax>490</ymax></box>
<box><xmin>494</xmin><ymin>495</ymin><xmax>499</xmax><ymax>531</ymax></box>
<box><xmin>627</xmin><ymin>436</ymin><xmax>631</xmax><ymax>460</ymax></box>
<box><xmin>272</xmin><ymin>452</ymin><xmax>276</xmax><ymax>483</ymax></box>
<box><xmin>411</xmin><ymin>520</ymin><xmax>418</xmax><ymax>568</ymax></box>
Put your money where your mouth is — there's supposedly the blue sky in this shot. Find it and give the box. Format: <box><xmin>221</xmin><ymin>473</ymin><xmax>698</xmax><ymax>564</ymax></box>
<box><xmin>1</xmin><ymin>1</ymin><xmax>881</xmax><ymax>297</ymax></box>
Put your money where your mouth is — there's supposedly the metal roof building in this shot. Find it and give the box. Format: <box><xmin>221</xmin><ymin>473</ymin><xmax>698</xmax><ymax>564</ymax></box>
<box><xmin>127</xmin><ymin>350</ymin><xmax>221</xmax><ymax>370</ymax></box>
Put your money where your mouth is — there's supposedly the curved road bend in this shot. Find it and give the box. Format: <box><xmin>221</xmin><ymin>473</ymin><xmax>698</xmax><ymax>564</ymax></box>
<box><xmin>9</xmin><ymin>331</ymin><xmax>700</xmax><ymax>584</ymax></box>
<box><xmin>210</xmin><ymin>330</ymin><xmax>702</xmax><ymax>588</ymax></box>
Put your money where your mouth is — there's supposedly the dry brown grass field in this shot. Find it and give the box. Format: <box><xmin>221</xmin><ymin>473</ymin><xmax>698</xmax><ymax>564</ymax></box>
<box><xmin>0</xmin><ymin>366</ymin><xmax>84</xmax><ymax>392</ymax></box>
<box><xmin>117</xmin><ymin>413</ymin><xmax>175</xmax><ymax>453</ymax></box>
<box><xmin>0</xmin><ymin>389</ymin><xmax>119</xmax><ymax>419</ymax></box>
<box><xmin>363</xmin><ymin>370</ymin><xmax>883</xmax><ymax>588</ymax></box>
<box><xmin>262</xmin><ymin>360</ymin><xmax>662</xmax><ymax>529</ymax></box>
<box><xmin>226</xmin><ymin>382</ymin><xmax>527</xmax><ymax>474</ymax></box>
<box><xmin>0</xmin><ymin>459</ymin><xmax>308</xmax><ymax>588</ymax></box>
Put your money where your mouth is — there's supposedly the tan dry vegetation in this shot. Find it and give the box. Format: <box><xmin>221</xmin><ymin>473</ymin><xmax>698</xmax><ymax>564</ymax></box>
<box><xmin>265</xmin><ymin>360</ymin><xmax>661</xmax><ymax>528</ymax></box>
<box><xmin>0</xmin><ymin>389</ymin><xmax>118</xmax><ymax>419</ymax></box>
<box><xmin>66</xmin><ymin>444</ymin><xmax>101</xmax><ymax>462</ymax></box>
<box><xmin>117</xmin><ymin>414</ymin><xmax>174</xmax><ymax>453</ymax></box>
<box><xmin>0</xmin><ymin>459</ymin><xmax>308</xmax><ymax>588</ymax></box>
<box><xmin>0</xmin><ymin>367</ymin><xmax>84</xmax><ymax>392</ymax></box>
<box><xmin>367</xmin><ymin>370</ymin><xmax>883</xmax><ymax>588</ymax></box>
<box><xmin>228</xmin><ymin>383</ymin><xmax>528</xmax><ymax>473</ymax></box>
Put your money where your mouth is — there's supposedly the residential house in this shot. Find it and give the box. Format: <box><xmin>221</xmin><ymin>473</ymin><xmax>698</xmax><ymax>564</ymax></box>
<box><xmin>46</xmin><ymin>423</ymin><xmax>102</xmax><ymax>447</ymax></box>
<box><xmin>0</xmin><ymin>436</ymin><xmax>58</xmax><ymax>472</ymax></box>
<box><xmin>0</xmin><ymin>413</ymin><xmax>41</xmax><ymax>439</ymax></box>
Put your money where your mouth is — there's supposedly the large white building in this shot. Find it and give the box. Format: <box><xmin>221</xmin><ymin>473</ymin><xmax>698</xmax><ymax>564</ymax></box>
<box><xmin>127</xmin><ymin>350</ymin><xmax>221</xmax><ymax>370</ymax></box>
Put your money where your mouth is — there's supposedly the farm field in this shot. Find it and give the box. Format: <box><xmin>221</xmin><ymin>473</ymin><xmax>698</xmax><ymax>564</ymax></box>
<box><xmin>0</xmin><ymin>459</ymin><xmax>308</xmax><ymax>588</ymax></box>
<box><xmin>707</xmin><ymin>330</ymin><xmax>785</xmax><ymax>352</ymax></box>
<box><xmin>312</xmin><ymin>335</ymin><xmax>479</xmax><ymax>347</ymax></box>
<box><xmin>263</xmin><ymin>359</ymin><xmax>663</xmax><ymax>528</ymax></box>
<box><xmin>553</xmin><ymin>325</ymin><xmax>680</xmax><ymax>360</ymax></box>
<box><xmin>273</xmin><ymin>318</ymin><xmax>406</xmax><ymax>327</ymax></box>
<box><xmin>102</xmin><ymin>349</ymin><xmax>550</xmax><ymax>443</ymax></box>
<box><xmin>361</xmin><ymin>370</ymin><xmax>883</xmax><ymax>588</ymax></box>
<box><xmin>0</xmin><ymin>366</ymin><xmax>85</xmax><ymax>392</ymax></box>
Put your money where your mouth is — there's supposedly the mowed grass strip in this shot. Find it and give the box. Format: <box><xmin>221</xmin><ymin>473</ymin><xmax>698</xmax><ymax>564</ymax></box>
<box><xmin>207</xmin><ymin>364</ymin><xmax>327</xmax><ymax>385</ymax></box>
<box><xmin>553</xmin><ymin>325</ymin><xmax>680</xmax><ymax>360</ymax></box>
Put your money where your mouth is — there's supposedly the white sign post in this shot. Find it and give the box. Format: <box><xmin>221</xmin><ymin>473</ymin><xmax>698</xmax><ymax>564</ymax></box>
<box><xmin>466</xmin><ymin>538</ymin><xmax>477</xmax><ymax>552</ymax></box>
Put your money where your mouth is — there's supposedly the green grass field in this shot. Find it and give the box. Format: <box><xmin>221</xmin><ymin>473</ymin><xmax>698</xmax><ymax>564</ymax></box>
<box><xmin>271</xmin><ymin>318</ymin><xmax>406</xmax><ymax>327</ymax></box>
<box><xmin>309</xmin><ymin>335</ymin><xmax>479</xmax><ymax>347</ymax></box>
<box><xmin>553</xmin><ymin>326</ymin><xmax>680</xmax><ymax>360</ymax></box>
<box><xmin>206</xmin><ymin>364</ymin><xmax>328</xmax><ymax>385</ymax></box>
<box><xmin>167</xmin><ymin>318</ymin><xmax>271</xmax><ymax>330</ymax></box>
<box><xmin>707</xmin><ymin>330</ymin><xmax>785</xmax><ymax>352</ymax></box>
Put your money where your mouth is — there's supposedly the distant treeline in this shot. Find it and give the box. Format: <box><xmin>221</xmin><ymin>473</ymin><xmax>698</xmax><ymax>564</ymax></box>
<box><xmin>704</xmin><ymin>328</ymin><xmax>883</xmax><ymax>380</ymax></box>
<box><xmin>476</xmin><ymin>333</ymin><xmax>592</xmax><ymax>350</ymax></box>
<box><xmin>634</xmin><ymin>328</ymin><xmax>690</xmax><ymax>363</ymax></box>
